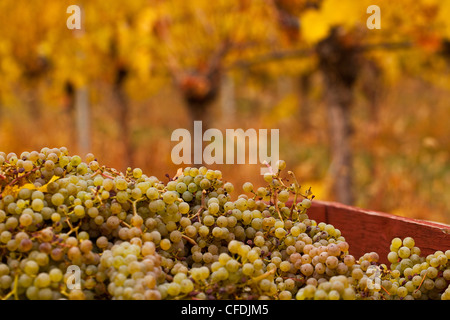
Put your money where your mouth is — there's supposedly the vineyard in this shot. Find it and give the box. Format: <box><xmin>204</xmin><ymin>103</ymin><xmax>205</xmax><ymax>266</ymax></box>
<box><xmin>0</xmin><ymin>0</ymin><xmax>450</xmax><ymax>302</ymax></box>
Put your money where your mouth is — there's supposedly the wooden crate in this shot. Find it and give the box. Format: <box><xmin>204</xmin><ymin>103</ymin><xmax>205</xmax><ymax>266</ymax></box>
<box><xmin>304</xmin><ymin>200</ymin><xmax>450</xmax><ymax>264</ymax></box>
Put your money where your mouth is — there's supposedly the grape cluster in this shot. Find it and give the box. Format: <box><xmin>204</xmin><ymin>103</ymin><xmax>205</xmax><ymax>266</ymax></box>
<box><xmin>0</xmin><ymin>147</ymin><xmax>449</xmax><ymax>300</ymax></box>
<box><xmin>0</xmin><ymin>147</ymin><xmax>164</xmax><ymax>300</ymax></box>
<box><xmin>377</xmin><ymin>237</ymin><xmax>450</xmax><ymax>300</ymax></box>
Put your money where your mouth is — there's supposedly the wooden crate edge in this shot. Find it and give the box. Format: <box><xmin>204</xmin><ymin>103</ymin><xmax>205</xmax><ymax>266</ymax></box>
<box><xmin>306</xmin><ymin>200</ymin><xmax>450</xmax><ymax>263</ymax></box>
<box><xmin>310</xmin><ymin>200</ymin><xmax>450</xmax><ymax>229</ymax></box>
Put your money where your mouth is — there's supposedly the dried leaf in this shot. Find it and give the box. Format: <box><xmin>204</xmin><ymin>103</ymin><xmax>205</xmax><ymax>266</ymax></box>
<box><xmin>2</xmin><ymin>175</ymin><xmax>60</xmax><ymax>198</ymax></box>
<box><xmin>36</xmin><ymin>175</ymin><xmax>60</xmax><ymax>193</ymax></box>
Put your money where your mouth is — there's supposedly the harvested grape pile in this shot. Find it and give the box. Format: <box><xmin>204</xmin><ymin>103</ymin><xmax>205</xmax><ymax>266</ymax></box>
<box><xmin>0</xmin><ymin>147</ymin><xmax>449</xmax><ymax>300</ymax></box>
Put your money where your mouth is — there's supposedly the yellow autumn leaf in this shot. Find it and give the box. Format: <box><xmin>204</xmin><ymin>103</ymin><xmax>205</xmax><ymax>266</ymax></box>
<box><xmin>20</xmin><ymin>183</ymin><xmax>37</xmax><ymax>191</ymax></box>
<box><xmin>1</xmin><ymin>184</ymin><xmax>21</xmax><ymax>198</ymax></box>
<box><xmin>263</xmin><ymin>93</ymin><xmax>298</xmax><ymax>125</ymax></box>
<box><xmin>301</xmin><ymin>179</ymin><xmax>330</xmax><ymax>201</ymax></box>
<box><xmin>300</xmin><ymin>10</ymin><xmax>331</xmax><ymax>44</ymax></box>
<box><xmin>322</xmin><ymin>0</ymin><xmax>364</xmax><ymax>29</ymax></box>
<box><xmin>437</xmin><ymin>0</ymin><xmax>450</xmax><ymax>38</ymax></box>
<box><xmin>1</xmin><ymin>175</ymin><xmax>60</xmax><ymax>198</ymax></box>
<box><xmin>36</xmin><ymin>175</ymin><xmax>60</xmax><ymax>193</ymax></box>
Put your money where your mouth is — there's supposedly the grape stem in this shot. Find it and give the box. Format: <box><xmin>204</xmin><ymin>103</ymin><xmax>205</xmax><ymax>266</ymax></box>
<box><xmin>281</xmin><ymin>276</ymin><xmax>304</xmax><ymax>283</ymax></box>
<box><xmin>248</xmin><ymin>268</ymin><xmax>276</xmax><ymax>284</ymax></box>
<box><xmin>190</xmin><ymin>207</ymin><xmax>204</xmax><ymax>222</ymax></box>
<box><xmin>262</xmin><ymin>161</ymin><xmax>274</xmax><ymax>175</ymax></box>
<box><xmin>288</xmin><ymin>171</ymin><xmax>300</xmax><ymax>219</ymax></box>
<box><xmin>94</xmin><ymin>169</ymin><xmax>115</xmax><ymax>180</ymax></box>
<box><xmin>173</xmin><ymin>168</ymin><xmax>183</xmax><ymax>180</ymax></box>
<box><xmin>60</xmin><ymin>287</ymin><xmax>70</xmax><ymax>298</ymax></box>
<box><xmin>2</xmin><ymin>166</ymin><xmax>40</xmax><ymax>194</ymax></box>
<box><xmin>120</xmin><ymin>220</ymin><xmax>132</xmax><ymax>229</ymax></box>
<box><xmin>12</xmin><ymin>273</ymin><xmax>19</xmax><ymax>300</ymax></box>
<box><xmin>414</xmin><ymin>270</ymin><xmax>428</xmax><ymax>293</ymax></box>
<box><xmin>380</xmin><ymin>285</ymin><xmax>390</xmax><ymax>296</ymax></box>
<box><xmin>128</xmin><ymin>199</ymin><xmax>139</xmax><ymax>216</ymax></box>
<box><xmin>65</xmin><ymin>218</ymin><xmax>80</xmax><ymax>237</ymax></box>
<box><xmin>109</xmin><ymin>167</ymin><xmax>125</xmax><ymax>177</ymax></box>
<box><xmin>190</xmin><ymin>190</ymin><xmax>207</xmax><ymax>222</ymax></box>
<box><xmin>181</xmin><ymin>234</ymin><xmax>197</xmax><ymax>246</ymax></box>
<box><xmin>272</xmin><ymin>191</ymin><xmax>284</xmax><ymax>222</ymax></box>
<box><xmin>1</xmin><ymin>273</ymin><xmax>19</xmax><ymax>300</ymax></box>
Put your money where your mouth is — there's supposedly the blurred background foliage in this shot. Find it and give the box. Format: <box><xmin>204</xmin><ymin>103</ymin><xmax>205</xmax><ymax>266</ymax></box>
<box><xmin>0</xmin><ymin>0</ymin><xmax>450</xmax><ymax>223</ymax></box>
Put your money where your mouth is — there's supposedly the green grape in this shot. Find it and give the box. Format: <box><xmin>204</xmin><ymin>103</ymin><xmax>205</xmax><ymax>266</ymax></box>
<box><xmin>279</xmin><ymin>261</ymin><xmax>292</xmax><ymax>272</ymax></box>
<box><xmin>167</xmin><ymin>282</ymin><xmax>181</xmax><ymax>296</ymax></box>
<box><xmin>163</xmin><ymin>191</ymin><xmax>178</xmax><ymax>204</ymax></box>
<box><xmin>203</xmin><ymin>215</ymin><xmax>215</xmax><ymax>227</ymax></box>
<box><xmin>212</xmin><ymin>227</ymin><xmax>224</xmax><ymax>238</ymax></box>
<box><xmin>31</xmin><ymin>198</ymin><xmax>44</xmax><ymax>212</ymax></box>
<box><xmin>208</xmin><ymin>202</ymin><xmax>220</xmax><ymax>215</ymax></box>
<box><xmin>0</xmin><ymin>275</ymin><xmax>13</xmax><ymax>290</ymax></box>
<box><xmin>26</xmin><ymin>286</ymin><xmax>39</xmax><ymax>300</ymax></box>
<box><xmin>301</xmin><ymin>199</ymin><xmax>312</xmax><ymax>209</ymax></box>
<box><xmin>391</xmin><ymin>238</ymin><xmax>402</xmax><ymax>249</ymax></box>
<box><xmin>102</xmin><ymin>179</ymin><xmax>114</xmax><ymax>191</ymax></box>
<box><xmin>115</xmin><ymin>178</ymin><xmax>128</xmax><ymax>191</ymax></box>
<box><xmin>241</xmin><ymin>263</ymin><xmax>254</xmax><ymax>276</ymax></box>
<box><xmin>397</xmin><ymin>286</ymin><xmax>408</xmax><ymax>298</ymax></box>
<box><xmin>277</xmin><ymin>290</ymin><xmax>291</xmax><ymax>300</ymax></box>
<box><xmin>160</xmin><ymin>239</ymin><xmax>171</xmax><ymax>251</ymax></box>
<box><xmin>59</xmin><ymin>155</ymin><xmax>70</xmax><ymax>167</ymax></box>
<box><xmin>19</xmin><ymin>213</ymin><xmax>33</xmax><ymax>227</ymax></box>
<box><xmin>263</xmin><ymin>173</ymin><xmax>273</xmax><ymax>183</ymax></box>
<box><xmin>388</xmin><ymin>251</ymin><xmax>399</xmax><ymax>263</ymax></box>
<box><xmin>18</xmin><ymin>188</ymin><xmax>32</xmax><ymax>201</ymax></box>
<box><xmin>133</xmin><ymin>168</ymin><xmax>143</xmax><ymax>179</ymax></box>
<box><xmin>223</xmin><ymin>182</ymin><xmax>234</xmax><ymax>194</ymax></box>
<box><xmin>24</xmin><ymin>260</ymin><xmax>39</xmax><ymax>276</ymax></box>
<box><xmin>259</xmin><ymin>279</ymin><xmax>271</xmax><ymax>291</ymax></box>
<box><xmin>70</xmin><ymin>155</ymin><xmax>82</xmax><ymax>166</ymax></box>
<box><xmin>204</xmin><ymin>170</ymin><xmax>215</xmax><ymax>180</ymax></box>
<box><xmin>242</xmin><ymin>182</ymin><xmax>253</xmax><ymax>193</ymax></box>
<box><xmin>275</xmin><ymin>228</ymin><xmax>286</xmax><ymax>239</ymax></box>
<box><xmin>34</xmin><ymin>273</ymin><xmax>51</xmax><ymax>288</ymax></box>
<box><xmin>18</xmin><ymin>273</ymin><xmax>33</xmax><ymax>288</ymax></box>
<box><xmin>51</xmin><ymin>193</ymin><xmax>65</xmax><ymax>206</ymax></box>
<box><xmin>181</xmin><ymin>191</ymin><xmax>193</xmax><ymax>202</ymax></box>
<box><xmin>175</xmin><ymin>182</ymin><xmax>187</xmax><ymax>194</ymax></box>
<box><xmin>187</xmin><ymin>183</ymin><xmax>198</xmax><ymax>193</ymax></box>
<box><xmin>198</xmin><ymin>225</ymin><xmax>209</xmax><ymax>238</ymax></box>
<box><xmin>49</xmin><ymin>268</ymin><xmax>63</xmax><ymax>282</ymax></box>
<box><xmin>77</xmin><ymin>163</ymin><xmax>88</xmax><ymax>174</ymax></box>
<box><xmin>178</xmin><ymin>202</ymin><xmax>190</xmax><ymax>214</ymax></box>
<box><xmin>73</xmin><ymin>205</ymin><xmax>85</xmax><ymax>218</ymax></box>
<box><xmin>169</xmin><ymin>230</ymin><xmax>182</xmax><ymax>243</ymax></box>
<box><xmin>398</xmin><ymin>247</ymin><xmax>411</xmax><ymax>259</ymax></box>
<box><xmin>116</xmin><ymin>191</ymin><xmax>129</xmax><ymax>204</ymax></box>
<box><xmin>278</xmin><ymin>190</ymin><xmax>289</xmax><ymax>203</ymax></box>
<box><xmin>199</xmin><ymin>179</ymin><xmax>211</xmax><ymax>190</ymax></box>
<box><xmin>403</xmin><ymin>237</ymin><xmax>415</xmax><ymax>249</ymax></box>
<box><xmin>131</xmin><ymin>188</ymin><xmax>142</xmax><ymax>200</ymax></box>
<box><xmin>166</xmin><ymin>181</ymin><xmax>178</xmax><ymax>191</ymax></box>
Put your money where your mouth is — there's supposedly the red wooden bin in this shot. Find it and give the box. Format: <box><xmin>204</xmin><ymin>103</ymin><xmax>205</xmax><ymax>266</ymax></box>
<box><xmin>305</xmin><ymin>200</ymin><xmax>450</xmax><ymax>265</ymax></box>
